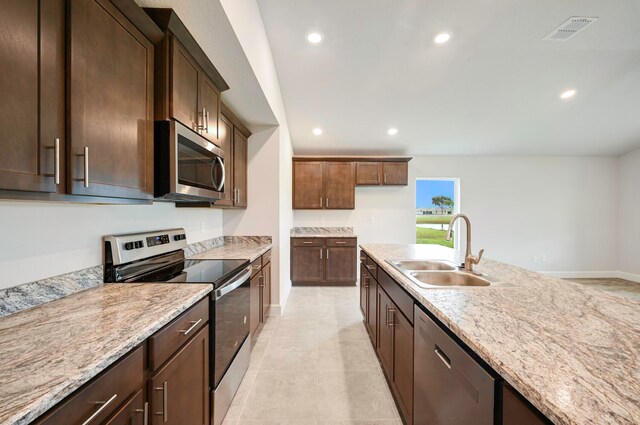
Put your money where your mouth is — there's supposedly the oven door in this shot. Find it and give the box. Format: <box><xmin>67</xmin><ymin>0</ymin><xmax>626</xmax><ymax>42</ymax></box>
<box><xmin>174</xmin><ymin>120</ymin><xmax>225</xmax><ymax>200</ymax></box>
<box><xmin>213</xmin><ymin>266</ymin><xmax>251</xmax><ymax>388</ymax></box>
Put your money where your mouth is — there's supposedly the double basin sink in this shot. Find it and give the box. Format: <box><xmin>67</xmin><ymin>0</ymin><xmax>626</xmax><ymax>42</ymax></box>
<box><xmin>387</xmin><ymin>259</ymin><xmax>505</xmax><ymax>289</ymax></box>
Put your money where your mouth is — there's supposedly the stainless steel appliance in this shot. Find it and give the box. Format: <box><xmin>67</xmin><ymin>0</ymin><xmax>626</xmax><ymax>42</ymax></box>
<box><xmin>103</xmin><ymin>228</ymin><xmax>250</xmax><ymax>425</ymax></box>
<box><xmin>413</xmin><ymin>305</ymin><xmax>495</xmax><ymax>425</ymax></box>
<box><xmin>155</xmin><ymin>119</ymin><xmax>226</xmax><ymax>201</ymax></box>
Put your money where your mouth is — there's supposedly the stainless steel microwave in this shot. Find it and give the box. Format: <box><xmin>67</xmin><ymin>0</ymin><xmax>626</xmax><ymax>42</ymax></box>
<box><xmin>155</xmin><ymin>119</ymin><xmax>225</xmax><ymax>202</ymax></box>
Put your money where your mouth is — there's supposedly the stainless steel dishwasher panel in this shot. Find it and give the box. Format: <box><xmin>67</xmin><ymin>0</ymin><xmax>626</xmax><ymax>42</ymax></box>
<box><xmin>413</xmin><ymin>305</ymin><xmax>495</xmax><ymax>425</ymax></box>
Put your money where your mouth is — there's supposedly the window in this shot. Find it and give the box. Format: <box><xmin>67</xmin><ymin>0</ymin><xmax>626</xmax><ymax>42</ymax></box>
<box><xmin>416</xmin><ymin>179</ymin><xmax>459</xmax><ymax>248</ymax></box>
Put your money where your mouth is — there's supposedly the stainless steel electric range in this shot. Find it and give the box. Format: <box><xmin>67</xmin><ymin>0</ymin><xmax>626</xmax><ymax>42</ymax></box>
<box><xmin>103</xmin><ymin>228</ymin><xmax>250</xmax><ymax>425</ymax></box>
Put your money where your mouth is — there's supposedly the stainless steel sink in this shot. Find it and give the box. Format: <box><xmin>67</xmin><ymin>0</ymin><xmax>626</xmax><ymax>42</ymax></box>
<box><xmin>408</xmin><ymin>271</ymin><xmax>491</xmax><ymax>287</ymax></box>
<box><xmin>387</xmin><ymin>258</ymin><xmax>508</xmax><ymax>289</ymax></box>
<box><xmin>387</xmin><ymin>259</ymin><xmax>457</xmax><ymax>271</ymax></box>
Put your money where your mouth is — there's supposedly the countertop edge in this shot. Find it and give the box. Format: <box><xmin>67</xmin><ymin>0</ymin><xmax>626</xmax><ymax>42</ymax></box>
<box><xmin>10</xmin><ymin>284</ymin><xmax>213</xmax><ymax>425</ymax></box>
<box><xmin>289</xmin><ymin>234</ymin><xmax>357</xmax><ymax>238</ymax></box>
<box><xmin>358</xmin><ymin>245</ymin><xmax>572</xmax><ymax>425</ymax></box>
<box><xmin>189</xmin><ymin>243</ymin><xmax>272</xmax><ymax>262</ymax></box>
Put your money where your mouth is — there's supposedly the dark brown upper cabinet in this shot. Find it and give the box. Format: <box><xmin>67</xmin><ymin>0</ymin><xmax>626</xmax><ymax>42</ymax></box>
<box><xmin>293</xmin><ymin>157</ymin><xmax>411</xmax><ymax>210</ymax></box>
<box><xmin>356</xmin><ymin>160</ymin><xmax>410</xmax><ymax>186</ymax></box>
<box><xmin>145</xmin><ymin>9</ymin><xmax>228</xmax><ymax>145</ymax></box>
<box><xmin>232</xmin><ymin>127</ymin><xmax>248</xmax><ymax>208</ymax></box>
<box><xmin>292</xmin><ymin>161</ymin><xmax>355</xmax><ymax>209</ymax></box>
<box><xmin>0</xmin><ymin>0</ymin><xmax>64</xmax><ymax>193</ymax></box>
<box><xmin>68</xmin><ymin>0</ymin><xmax>159</xmax><ymax>200</ymax></box>
<box><xmin>215</xmin><ymin>114</ymin><xmax>235</xmax><ymax>207</ymax></box>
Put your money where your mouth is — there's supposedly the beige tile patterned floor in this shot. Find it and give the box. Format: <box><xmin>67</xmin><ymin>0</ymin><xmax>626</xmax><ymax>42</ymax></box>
<box><xmin>567</xmin><ymin>278</ymin><xmax>640</xmax><ymax>301</ymax></box>
<box><xmin>222</xmin><ymin>286</ymin><xmax>402</xmax><ymax>425</ymax></box>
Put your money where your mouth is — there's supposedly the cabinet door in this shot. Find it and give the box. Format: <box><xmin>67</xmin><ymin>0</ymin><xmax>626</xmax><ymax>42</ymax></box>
<box><xmin>356</xmin><ymin>162</ymin><xmax>382</xmax><ymax>185</ymax></box>
<box><xmin>215</xmin><ymin>114</ymin><xmax>234</xmax><ymax>206</ymax></box>
<box><xmin>377</xmin><ymin>288</ymin><xmax>393</xmax><ymax>377</ymax></box>
<box><xmin>0</xmin><ymin>0</ymin><xmax>64</xmax><ymax>193</ymax></box>
<box><xmin>367</xmin><ymin>278</ymin><xmax>378</xmax><ymax>344</ymax></box>
<box><xmin>149</xmin><ymin>325</ymin><xmax>209</xmax><ymax>425</ymax></box>
<box><xmin>68</xmin><ymin>0</ymin><xmax>154</xmax><ymax>199</ymax></box>
<box><xmin>359</xmin><ymin>263</ymin><xmax>368</xmax><ymax>317</ymax></box>
<box><xmin>293</xmin><ymin>161</ymin><xmax>324</xmax><ymax>209</ymax></box>
<box><xmin>250</xmin><ymin>273</ymin><xmax>261</xmax><ymax>336</ymax></box>
<box><xmin>233</xmin><ymin>128</ymin><xmax>248</xmax><ymax>208</ymax></box>
<box><xmin>324</xmin><ymin>162</ymin><xmax>355</xmax><ymax>209</ymax></box>
<box><xmin>325</xmin><ymin>247</ymin><xmax>356</xmax><ymax>283</ymax></box>
<box><xmin>382</xmin><ymin>162</ymin><xmax>408</xmax><ymax>185</ymax></box>
<box><xmin>170</xmin><ymin>37</ymin><xmax>200</xmax><ymax>131</ymax></box>
<box><xmin>392</xmin><ymin>309</ymin><xmax>414</xmax><ymax>424</ymax></box>
<box><xmin>199</xmin><ymin>73</ymin><xmax>220</xmax><ymax>142</ymax></box>
<box><xmin>503</xmin><ymin>384</ymin><xmax>550</xmax><ymax>425</ymax></box>
<box><xmin>104</xmin><ymin>390</ymin><xmax>146</xmax><ymax>425</ymax></box>
<box><xmin>291</xmin><ymin>246</ymin><xmax>324</xmax><ymax>283</ymax></box>
<box><xmin>261</xmin><ymin>261</ymin><xmax>271</xmax><ymax>322</ymax></box>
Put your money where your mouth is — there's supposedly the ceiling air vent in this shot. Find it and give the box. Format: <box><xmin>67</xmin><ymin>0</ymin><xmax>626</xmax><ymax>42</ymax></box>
<box><xmin>543</xmin><ymin>17</ymin><xmax>599</xmax><ymax>41</ymax></box>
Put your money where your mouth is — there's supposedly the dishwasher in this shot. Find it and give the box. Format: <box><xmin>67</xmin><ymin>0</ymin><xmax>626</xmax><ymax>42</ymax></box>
<box><xmin>414</xmin><ymin>305</ymin><xmax>495</xmax><ymax>425</ymax></box>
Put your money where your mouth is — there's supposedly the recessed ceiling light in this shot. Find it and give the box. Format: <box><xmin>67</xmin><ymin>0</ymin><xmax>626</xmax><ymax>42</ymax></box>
<box><xmin>387</xmin><ymin>127</ymin><xmax>398</xmax><ymax>135</ymax></box>
<box><xmin>312</xmin><ymin>128</ymin><xmax>323</xmax><ymax>136</ymax></box>
<box><xmin>434</xmin><ymin>32</ymin><xmax>451</xmax><ymax>44</ymax></box>
<box><xmin>307</xmin><ymin>32</ymin><xmax>323</xmax><ymax>44</ymax></box>
<box><xmin>560</xmin><ymin>89</ymin><xmax>576</xmax><ymax>100</ymax></box>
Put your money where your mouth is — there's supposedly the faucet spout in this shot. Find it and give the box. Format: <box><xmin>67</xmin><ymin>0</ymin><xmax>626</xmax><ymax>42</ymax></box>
<box><xmin>446</xmin><ymin>213</ymin><xmax>484</xmax><ymax>272</ymax></box>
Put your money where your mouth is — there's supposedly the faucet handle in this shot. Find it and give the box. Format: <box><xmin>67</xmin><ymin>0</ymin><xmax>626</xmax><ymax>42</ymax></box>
<box><xmin>469</xmin><ymin>249</ymin><xmax>484</xmax><ymax>265</ymax></box>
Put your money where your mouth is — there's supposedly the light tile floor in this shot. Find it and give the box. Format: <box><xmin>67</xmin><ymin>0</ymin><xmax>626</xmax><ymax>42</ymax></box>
<box><xmin>222</xmin><ymin>285</ymin><xmax>402</xmax><ymax>425</ymax></box>
<box><xmin>567</xmin><ymin>278</ymin><xmax>640</xmax><ymax>301</ymax></box>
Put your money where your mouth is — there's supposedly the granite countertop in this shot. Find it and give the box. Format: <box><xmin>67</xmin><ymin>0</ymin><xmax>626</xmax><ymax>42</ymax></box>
<box><xmin>360</xmin><ymin>243</ymin><xmax>640</xmax><ymax>425</ymax></box>
<box><xmin>0</xmin><ymin>283</ymin><xmax>212</xmax><ymax>425</ymax></box>
<box><xmin>189</xmin><ymin>240</ymin><xmax>272</xmax><ymax>262</ymax></box>
<box><xmin>290</xmin><ymin>226</ymin><xmax>357</xmax><ymax>238</ymax></box>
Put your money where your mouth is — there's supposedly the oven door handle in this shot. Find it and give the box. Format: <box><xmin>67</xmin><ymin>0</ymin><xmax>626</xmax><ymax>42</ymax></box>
<box><xmin>212</xmin><ymin>156</ymin><xmax>225</xmax><ymax>192</ymax></box>
<box><xmin>215</xmin><ymin>266</ymin><xmax>252</xmax><ymax>300</ymax></box>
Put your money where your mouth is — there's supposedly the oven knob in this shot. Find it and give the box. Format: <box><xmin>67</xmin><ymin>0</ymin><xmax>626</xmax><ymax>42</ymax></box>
<box><xmin>135</xmin><ymin>241</ymin><xmax>143</xmax><ymax>249</ymax></box>
<box><xmin>124</xmin><ymin>242</ymin><xmax>134</xmax><ymax>250</ymax></box>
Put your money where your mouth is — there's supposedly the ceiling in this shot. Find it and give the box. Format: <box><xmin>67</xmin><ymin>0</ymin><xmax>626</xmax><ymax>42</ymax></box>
<box><xmin>258</xmin><ymin>0</ymin><xmax>640</xmax><ymax>156</ymax></box>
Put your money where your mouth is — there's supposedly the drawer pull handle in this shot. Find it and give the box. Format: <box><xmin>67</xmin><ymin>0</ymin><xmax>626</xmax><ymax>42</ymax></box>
<box><xmin>303</xmin><ymin>241</ymin><xmax>313</xmax><ymax>244</ymax></box>
<box><xmin>435</xmin><ymin>347</ymin><xmax>452</xmax><ymax>369</ymax></box>
<box><xmin>81</xmin><ymin>393</ymin><xmax>117</xmax><ymax>425</ymax></box>
<box><xmin>155</xmin><ymin>381</ymin><xmax>168</xmax><ymax>422</ymax></box>
<box><xmin>134</xmin><ymin>402</ymin><xmax>149</xmax><ymax>425</ymax></box>
<box><xmin>179</xmin><ymin>319</ymin><xmax>202</xmax><ymax>336</ymax></box>
<box><xmin>336</xmin><ymin>241</ymin><xmax>346</xmax><ymax>244</ymax></box>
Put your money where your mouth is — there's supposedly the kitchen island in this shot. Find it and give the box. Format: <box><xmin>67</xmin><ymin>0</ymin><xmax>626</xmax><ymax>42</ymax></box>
<box><xmin>360</xmin><ymin>243</ymin><xmax>640</xmax><ymax>425</ymax></box>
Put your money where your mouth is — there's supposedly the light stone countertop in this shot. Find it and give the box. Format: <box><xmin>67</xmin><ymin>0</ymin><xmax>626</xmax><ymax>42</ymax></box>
<box><xmin>290</xmin><ymin>227</ymin><xmax>357</xmax><ymax>238</ymax></box>
<box><xmin>360</xmin><ymin>243</ymin><xmax>640</xmax><ymax>425</ymax></box>
<box><xmin>0</xmin><ymin>283</ymin><xmax>212</xmax><ymax>425</ymax></box>
<box><xmin>188</xmin><ymin>241</ymin><xmax>272</xmax><ymax>262</ymax></box>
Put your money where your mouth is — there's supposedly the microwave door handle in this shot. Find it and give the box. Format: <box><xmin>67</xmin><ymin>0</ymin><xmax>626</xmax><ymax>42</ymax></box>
<box><xmin>214</xmin><ymin>156</ymin><xmax>225</xmax><ymax>192</ymax></box>
<box><xmin>215</xmin><ymin>266</ymin><xmax>252</xmax><ymax>300</ymax></box>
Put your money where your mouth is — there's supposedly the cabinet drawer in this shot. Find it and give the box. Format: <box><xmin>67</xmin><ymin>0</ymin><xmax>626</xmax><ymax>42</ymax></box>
<box><xmin>261</xmin><ymin>249</ymin><xmax>272</xmax><ymax>265</ymax></box>
<box><xmin>378</xmin><ymin>267</ymin><xmax>413</xmax><ymax>324</ymax></box>
<box><xmin>292</xmin><ymin>237</ymin><xmax>324</xmax><ymax>247</ymax></box>
<box><xmin>36</xmin><ymin>346</ymin><xmax>144</xmax><ymax>425</ymax></box>
<box><xmin>104</xmin><ymin>389</ymin><xmax>145</xmax><ymax>425</ymax></box>
<box><xmin>149</xmin><ymin>297</ymin><xmax>209</xmax><ymax>371</ymax></box>
<box><xmin>250</xmin><ymin>258</ymin><xmax>262</xmax><ymax>277</ymax></box>
<box><xmin>364</xmin><ymin>256</ymin><xmax>378</xmax><ymax>281</ymax></box>
<box><xmin>326</xmin><ymin>238</ymin><xmax>356</xmax><ymax>247</ymax></box>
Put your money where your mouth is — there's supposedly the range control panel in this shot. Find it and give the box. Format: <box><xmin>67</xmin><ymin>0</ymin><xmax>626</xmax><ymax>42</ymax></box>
<box><xmin>104</xmin><ymin>228</ymin><xmax>188</xmax><ymax>266</ymax></box>
<box><xmin>147</xmin><ymin>234</ymin><xmax>170</xmax><ymax>247</ymax></box>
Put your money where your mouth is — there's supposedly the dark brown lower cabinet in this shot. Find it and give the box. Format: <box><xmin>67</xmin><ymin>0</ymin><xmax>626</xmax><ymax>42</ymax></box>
<box><xmin>503</xmin><ymin>383</ymin><xmax>551</xmax><ymax>425</ymax></box>
<box><xmin>360</xmin><ymin>255</ymin><xmax>378</xmax><ymax>345</ymax></box>
<box><xmin>391</xmin><ymin>306</ymin><xmax>413</xmax><ymax>423</ymax></box>
<box><xmin>250</xmin><ymin>272</ymin><xmax>261</xmax><ymax>336</ymax></box>
<box><xmin>261</xmin><ymin>260</ymin><xmax>271</xmax><ymax>321</ymax></box>
<box><xmin>150</xmin><ymin>325</ymin><xmax>209</xmax><ymax>425</ymax></box>
<box><xmin>377</xmin><ymin>288</ymin><xmax>394</xmax><ymax>376</ymax></box>
<box><xmin>359</xmin><ymin>263</ymin><xmax>368</xmax><ymax>317</ymax></box>
<box><xmin>291</xmin><ymin>238</ymin><xmax>357</xmax><ymax>285</ymax></box>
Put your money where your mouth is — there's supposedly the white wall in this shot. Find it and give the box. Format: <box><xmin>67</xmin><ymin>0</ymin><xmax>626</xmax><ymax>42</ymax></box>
<box><xmin>0</xmin><ymin>201</ymin><xmax>223</xmax><ymax>290</ymax></box>
<box><xmin>220</xmin><ymin>0</ymin><xmax>294</xmax><ymax>312</ymax></box>
<box><xmin>294</xmin><ymin>156</ymin><xmax>620</xmax><ymax>273</ymax></box>
<box><xmin>618</xmin><ymin>148</ymin><xmax>640</xmax><ymax>278</ymax></box>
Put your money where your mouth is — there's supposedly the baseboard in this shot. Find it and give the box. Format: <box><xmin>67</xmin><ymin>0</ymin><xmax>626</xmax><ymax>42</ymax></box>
<box><xmin>616</xmin><ymin>271</ymin><xmax>640</xmax><ymax>283</ymax></box>
<box><xmin>268</xmin><ymin>304</ymin><xmax>283</xmax><ymax>316</ymax></box>
<box><xmin>542</xmin><ymin>270</ymin><xmax>640</xmax><ymax>283</ymax></box>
